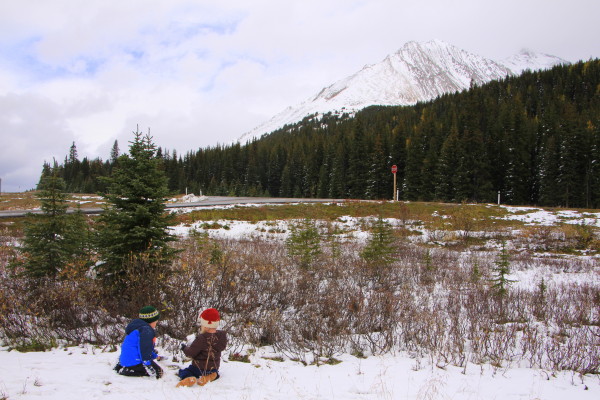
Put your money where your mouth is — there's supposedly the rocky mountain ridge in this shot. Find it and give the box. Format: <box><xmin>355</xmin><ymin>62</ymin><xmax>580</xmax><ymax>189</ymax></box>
<box><xmin>239</xmin><ymin>40</ymin><xmax>567</xmax><ymax>143</ymax></box>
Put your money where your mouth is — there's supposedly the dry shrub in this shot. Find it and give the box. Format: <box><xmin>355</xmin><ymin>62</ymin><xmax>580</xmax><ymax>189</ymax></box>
<box><xmin>546</xmin><ymin>327</ymin><xmax>600</xmax><ymax>373</ymax></box>
<box><xmin>395</xmin><ymin>202</ymin><xmax>412</xmax><ymax>226</ymax></box>
<box><xmin>550</xmin><ymin>223</ymin><xmax>599</xmax><ymax>252</ymax></box>
<box><xmin>0</xmin><ymin>264</ymin><xmax>121</xmax><ymax>347</ymax></box>
<box><xmin>0</xmin><ymin>220</ymin><xmax>598</xmax><ymax>376</ymax></box>
<box><xmin>449</xmin><ymin>204</ymin><xmax>478</xmax><ymax>241</ymax></box>
<box><xmin>518</xmin><ymin>225</ymin><xmax>562</xmax><ymax>251</ymax></box>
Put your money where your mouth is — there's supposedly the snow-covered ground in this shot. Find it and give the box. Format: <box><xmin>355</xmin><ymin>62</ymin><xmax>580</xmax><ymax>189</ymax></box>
<box><xmin>499</xmin><ymin>205</ymin><xmax>600</xmax><ymax>227</ymax></box>
<box><xmin>1</xmin><ymin>344</ymin><xmax>597</xmax><ymax>400</ymax></box>
<box><xmin>170</xmin><ymin>216</ymin><xmax>371</xmax><ymax>242</ymax></box>
<box><xmin>1</xmin><ymin>203</ymin><xmax>598</xmax><ymax>399</ymax></box>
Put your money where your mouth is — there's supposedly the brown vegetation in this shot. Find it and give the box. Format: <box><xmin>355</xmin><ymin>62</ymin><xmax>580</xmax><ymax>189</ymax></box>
<box><xmin>0</xmin><ymin>201</ymin><xmax>598</xmax><ymax>375</ymax></box>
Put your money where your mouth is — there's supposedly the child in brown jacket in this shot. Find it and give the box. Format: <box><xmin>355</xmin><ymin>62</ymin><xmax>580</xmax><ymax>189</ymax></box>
<box><xmin>176</xmin><ymin>308</ymin><xmax>228</xmax><ymax>387</ymax></box>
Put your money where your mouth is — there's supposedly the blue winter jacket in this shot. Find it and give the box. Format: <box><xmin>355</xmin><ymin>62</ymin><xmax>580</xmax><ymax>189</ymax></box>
<box><xmin>118</xmin><ymin>319</ymin><xmax>158</xmax><ymax>367</ymax></box>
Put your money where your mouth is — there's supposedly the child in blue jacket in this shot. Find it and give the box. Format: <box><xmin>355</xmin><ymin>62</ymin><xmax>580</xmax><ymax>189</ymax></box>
<box><xmin>113</xmin><ymin>305</ymin><xmax>163</xmax><ymax>379</ymax></box>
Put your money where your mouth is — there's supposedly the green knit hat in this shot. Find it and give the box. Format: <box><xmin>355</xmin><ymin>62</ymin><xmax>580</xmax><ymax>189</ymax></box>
<box><xmin>139</xmin><ymin>306</ymin><xmax>160</xmax><ymax>323</ymax></box>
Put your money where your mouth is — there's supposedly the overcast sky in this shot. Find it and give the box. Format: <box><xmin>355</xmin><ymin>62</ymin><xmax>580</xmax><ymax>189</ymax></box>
<box><xmin>1</xmin><ymin>0</ymin><xmax>598</xmax><ymax>192</ymax></box>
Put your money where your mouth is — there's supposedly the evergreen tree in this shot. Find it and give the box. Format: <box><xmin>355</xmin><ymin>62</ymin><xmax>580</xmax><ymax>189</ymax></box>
<box><xmin>110</xmin><ymin>140</ymin><xmax>120</xmax><ymax>163</ymax></box>
<box><xmin>279</xmin><ymin>163</ymin><xmax>292</xmax><ymax>197</ymax></box>
<box><xmin>267</xmin><ymin>146</ymin><xmax>283</xmax><ymax>197</ymax></box>
<box><xmin>286</xmin><ymin>218</ymin><xmax>322</xmax><ymax>270</ymax></box>
<box><xmin>557</xmin><ymin>118</ymin><xmax>587</xmax><ymax>207</ymax></box>
<box><xmin>95</xmin><ymin>129</ymin><xmax>177</xmax><ymax>289</ymax></box>
<box><xmin>360</xmin><ymin>216</ymin><xmax>396</xmax><ymax>272</ymax></box>
<box><xmin>454</xmin><ymin>128</ymin><xmax>491</xmax><ymax>202</ymax></box>
<box><xmin>403</xmin><ymin>127</ymin><xmax>426</xmax><ymax>200</ymax></box>
<box><xmin>19</xmin><ymin>173</ymin><xmax>89</xmax><ymax>278</ymax></box>
<box><xmin>328</xmin><ymin>137</ymin><xmax>348</xmax><ymax>198</ymax></box>
<box><xmin>435</xmin><ymin>124</ymin><xmax>460</xmax><ymax>201</ymax></box>
<box><xmin>538</xmin><ymin>135</ymin><xmax>561</xmax><ymax>206</ymax></box>
<box><xmin>491</xmin><ymin>241</ymin><xmax>515</xmax><ymax>296</ymax></box>
<box><xmin>316</xmin><ymin>158</ymin><xmax>330</xmax><ymax>198</ymax></box>
<box><xmin>589</xmin><ymin>120</ymin><xmax>600</xmax><ymax>208</ymax></box>
<box><xmin>69</xmin><ymin>141</ymin><xmax>78</xmax><ymax>164</ymax></box>
<box><xmin>346</xmin><ymin>119</ymin><xmax>369</xmax><ymax>198</ymax></box>
<box><xmin>364</xmin><ymin>134</ymin><xmax>391</xmax><ymax>199</ymax></box>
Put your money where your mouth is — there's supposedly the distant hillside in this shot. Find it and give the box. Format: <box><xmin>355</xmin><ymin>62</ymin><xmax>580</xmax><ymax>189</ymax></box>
<box><xmin>51</xmin><ymin>60</ymin><xmax>600</xmax><ymax>208</ymax></box>
<box><xmin>238</xmin><ymin>40</ymin><xmax>567</xmax><ymax>143</ymax></box>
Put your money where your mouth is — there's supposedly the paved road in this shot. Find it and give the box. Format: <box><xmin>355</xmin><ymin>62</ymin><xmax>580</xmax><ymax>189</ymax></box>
<box><xmin>0</xmin><ymin>196</ymin><xmax>346</xmax><ymax>218</ymax></box>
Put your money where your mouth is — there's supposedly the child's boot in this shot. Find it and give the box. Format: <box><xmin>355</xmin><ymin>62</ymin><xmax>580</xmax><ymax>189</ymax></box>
<box><xmin>197</xmin><ymin>372</ymin><xmax>218</xmax><ymax>386</ymax></box>
<box><xmin>176</xmin><ymin>377</ymin><xmax>197</xmax><ymax>387</ymax></box>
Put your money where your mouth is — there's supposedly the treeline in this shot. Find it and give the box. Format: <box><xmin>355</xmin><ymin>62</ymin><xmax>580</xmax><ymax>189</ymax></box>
<box><xmin>49</xmin><ymin>60</ymin><xmax>600</xmax><ymax>208</ymax></box>
<box><xmin>41</xmin><ymin>140</ymin><xmax>119</xmax><ymax>194</ymax></box>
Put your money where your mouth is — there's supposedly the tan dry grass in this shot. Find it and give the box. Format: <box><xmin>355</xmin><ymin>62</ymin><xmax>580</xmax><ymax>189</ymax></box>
<box><xmin>0</xmin><ymin>192</ymin><xmax>105</xmax><ymax>211</ymax></box>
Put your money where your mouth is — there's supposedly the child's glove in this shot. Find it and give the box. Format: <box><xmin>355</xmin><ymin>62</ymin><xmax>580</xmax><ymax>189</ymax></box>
<box><xmin>143</xmin><ymin>360</ymin><xmax>164</xmax><ymax>379</ymax></box>
<box><xmin>180</xmin><ymin>342</ymin><xmax>186</xmax><ymax>351</ymax></box>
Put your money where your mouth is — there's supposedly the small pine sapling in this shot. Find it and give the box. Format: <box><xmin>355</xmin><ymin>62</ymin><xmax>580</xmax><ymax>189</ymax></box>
<box><xmin>286</xmin><ymin>218</ymin><xmax>322</xmax><ymax>270</ymax></box>
<box><xmin>360</xmin><ymin>216</ymin><xmax>396</xmax><ymax>275</ymax></box>
<box><xmin>491</xmin><ymin>240</ymin><xmax>515</xmax><ymax>296</ymax></box>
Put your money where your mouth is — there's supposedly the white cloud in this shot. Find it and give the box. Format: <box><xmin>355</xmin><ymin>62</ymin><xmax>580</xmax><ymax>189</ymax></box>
<box><xmin>0</xmin><ymin>0</ymin><xmax>598</xmax><ymax>191</ymax></box>
<box><xmin>0</xmin><ymin>93</ymin><xmax>77</xmax><ymax>191</ymax></box>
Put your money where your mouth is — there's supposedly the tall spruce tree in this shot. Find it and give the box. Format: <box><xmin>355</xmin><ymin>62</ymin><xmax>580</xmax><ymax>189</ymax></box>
<box><xmin>435</xmin><ymin>124</ymin><xmax>460</xmax><ymax>201</ymax></box>
<box><xmin>95</xmin><ymin>129</ymin><xmax>177</xmax><ymax>289</ymax></box>
<box><xmin>590</xmin><ymin>121</ymin><xmax>600</xmax><ymax>208</ymax></box>
<box><xmin>20</xmin><ymin>173</ymin><xmax>89</xmax><ymax>278</ymax></box>
<box><xmin>347</xmin><ymin>119</ymin><xmax>369</xmax><ymax>198</ymax></box>
<box><xmin>110</xmin><ymin>140</ymin><xmax>120</xmax><ymax>163</ymax></box>
<box><xmin>365</xmin><ymin>134</ymin><xmax>390</xmax><ymax>199</ymax></box>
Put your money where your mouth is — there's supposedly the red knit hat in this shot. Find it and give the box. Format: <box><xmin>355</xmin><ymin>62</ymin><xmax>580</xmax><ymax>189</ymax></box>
<box><xmin>198</xmin><ymin>308</ymin><xmax>220</xmax><ymax>329</ymax></box>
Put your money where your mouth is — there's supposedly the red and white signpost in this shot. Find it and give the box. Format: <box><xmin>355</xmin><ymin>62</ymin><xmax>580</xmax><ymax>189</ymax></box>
<box><xmin>391</xmin><ymin>165</ymin><xmax>397</xmax><ymax>201</ymax></box>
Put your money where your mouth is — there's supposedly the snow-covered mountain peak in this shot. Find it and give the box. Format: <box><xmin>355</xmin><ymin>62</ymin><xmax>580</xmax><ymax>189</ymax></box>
<box><xmin>503</xmin><ymin>48</ymin><xmax>568</xmax><ymax>74</ymax></box>
<box><xmin>238</xmin><ymin>41</ymin><xmax>568</xmax><ymax>143</ymax></box>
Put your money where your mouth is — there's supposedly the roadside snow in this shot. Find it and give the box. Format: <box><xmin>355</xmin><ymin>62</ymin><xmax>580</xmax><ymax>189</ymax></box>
<box><xmin>169</xmin><ymin>194</ymin><xmax>207</xmax><ymax>203</ymax></box>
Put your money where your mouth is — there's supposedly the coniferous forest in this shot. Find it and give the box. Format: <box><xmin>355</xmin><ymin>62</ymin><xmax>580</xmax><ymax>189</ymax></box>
<box><xmin>46</xmin><ymin>60</ymin><xmax>600</xmax><ymax>208</ymax></box>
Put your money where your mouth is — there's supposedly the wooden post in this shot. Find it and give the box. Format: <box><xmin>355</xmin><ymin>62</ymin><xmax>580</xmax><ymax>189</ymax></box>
<box><xmin>391</xmin><ymin>165</ymin><xmax>398</xmax><ymax>201</ymax></box>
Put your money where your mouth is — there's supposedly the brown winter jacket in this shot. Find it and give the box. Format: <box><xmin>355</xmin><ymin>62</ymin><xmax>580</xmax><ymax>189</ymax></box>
<box><xmin>183</xmin><ymin>330</ymin><xmax>228</xmax><ymax>371</ymax></box>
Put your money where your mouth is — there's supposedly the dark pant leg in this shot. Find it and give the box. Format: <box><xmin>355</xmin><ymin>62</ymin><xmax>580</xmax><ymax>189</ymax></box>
<box><xmin>178</xmin><ymin>363</ymin><xmax>202</xmax><ymax>379</ymax></box>
<box><xmin>117</xmin><ymin>363</ymin><xmax>150</xmax><ymax>377</ymax></box>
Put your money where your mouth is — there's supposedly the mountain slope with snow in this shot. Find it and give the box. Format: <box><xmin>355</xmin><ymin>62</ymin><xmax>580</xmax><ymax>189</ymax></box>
<box><xmin>502</xmin><ymin>49</ymin><xmax>568</xmax><ymax>74</ymax></box>
<box><xmin>239</xmin><ymin>40</ymin><xmax>567</xmax><ymax>143</ymax></box>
